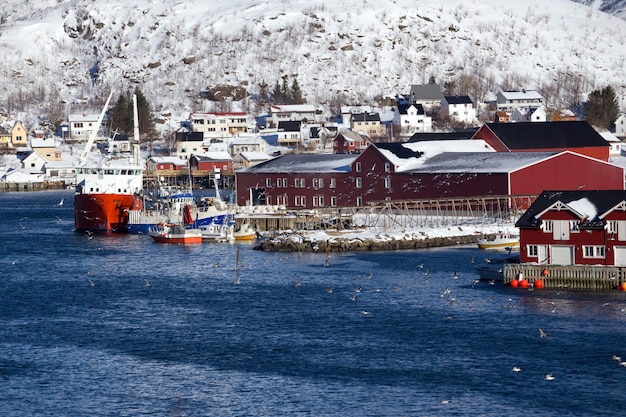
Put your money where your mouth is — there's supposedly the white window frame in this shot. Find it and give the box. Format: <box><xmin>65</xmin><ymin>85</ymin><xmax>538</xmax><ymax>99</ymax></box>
<box><xmin>583</xmin><ymin>245</ymin><xmax>605</xmax><ymax>259</ymax></box>
<box><xmin>527</xmin><ymin>244</ymin><xmax>538</xmax><ymax>258</ymax></box>
<box><xmin>355</xmin><ymin>178</ymin><xmax>362</xmax><ymax>188</ymax></box>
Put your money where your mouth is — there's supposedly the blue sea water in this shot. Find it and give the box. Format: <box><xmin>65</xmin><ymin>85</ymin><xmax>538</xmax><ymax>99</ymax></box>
<box><xmin>1</xmin><ymin>190</ymin><xmax>626</xmax><ymax>416</ymax></box>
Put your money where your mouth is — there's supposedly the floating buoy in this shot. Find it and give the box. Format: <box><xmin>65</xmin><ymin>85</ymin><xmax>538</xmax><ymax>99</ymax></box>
<box><xmin>519</xmin><ymin>279</ymin><xmax>529</xmax><ymax>289</ymax></box>
<box><xmin>534</xmin><ymin>279</ymin><xmax>544</xmax><ymax>289</ymax></box>
<box><xmin>543</xmin><ymin>268</ymin><xmax>549</xmax><ymax>277</ymax></box>
<box><xmin>620</xmin><ymin>282</ymin><xmax>626</xmax><ymax>291</ymax></box>
<box><xmin>510</xmin><ymin>278</ymin><xmax>519</xmax><ymax>288</ymax></box>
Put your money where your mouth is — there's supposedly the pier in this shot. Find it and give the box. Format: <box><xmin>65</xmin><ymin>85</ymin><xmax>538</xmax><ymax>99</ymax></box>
<box><xmin>504</xmin><ymin>264</ymin><xmax>625</xmax><ymax>291</ymax></box>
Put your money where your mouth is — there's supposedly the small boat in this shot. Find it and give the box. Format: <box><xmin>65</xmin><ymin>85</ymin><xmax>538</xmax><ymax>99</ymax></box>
<box><xmin>233</xmin><ymin>221</ymin><xmax>258</xmax><ymax>241</ymax></box>
<box><xmin>199</xmin><ymin>222</ymin><xmax>234</xmax><ymax>243</ymax></box>
<box><xmin>474</xmin><ymin>252</ymin><xmax>520</xmax><ymax>281</ymax></box>
<box><xmin>477</xmin><ymin>233</ymin><xmax>519</xmax><ymax>251</ymax></box>
<box><xmin>148</xmin><ymin>223</ymin><xmax>202</xmax><ymax>244</ymax></box>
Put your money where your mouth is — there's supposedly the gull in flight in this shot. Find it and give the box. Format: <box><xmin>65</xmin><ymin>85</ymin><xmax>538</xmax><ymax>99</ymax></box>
<box><xmin>512</xmin><ymin>366</ymin><xmax>521</xmax><ymax>373</ymax></box>
<box><xmin>544</xmin><ymin>374</ymin><xmax>555</xmax><ymax>381</ymax></box>
<box><xmin>538</xmin><ymin>328</ymin><xmax>548</xmax><ymax>338</ymax></box>
<box><xmin>294</xmin><ymin>278</ymin><xmax>303</xmax><ymax>288</ymax></box>
<box><xmin>55</xmin><ymin>198</ymin><xmax>64</xmax><ymax>207</ymax></box>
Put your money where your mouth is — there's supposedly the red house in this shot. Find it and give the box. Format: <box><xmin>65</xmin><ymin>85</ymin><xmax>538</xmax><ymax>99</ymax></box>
<box><xmin>472</xmin><ymin>121</ymin><xmax>610</xmax><ymax>161</ymax></box>
<box><xmin>516</xmin><ymin>190</ymin><xmax>626</xmax><ymax>266</ymax></box>
<box><xmin>333</xmin><ymin>131</ymin><xmax>371</xmax><ymax>154</ymax></box>
<box><xmin>189</xmin><ymin>152</ymin><xmax>233</xmax><ymax>174</ymax></box>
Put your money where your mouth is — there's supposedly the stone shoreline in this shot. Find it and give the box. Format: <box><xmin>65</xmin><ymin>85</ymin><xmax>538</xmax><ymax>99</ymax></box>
<box><xmin>254</xmin><ymin>234</ymin><xmax>480</xmax><ymax>252</ymax></box>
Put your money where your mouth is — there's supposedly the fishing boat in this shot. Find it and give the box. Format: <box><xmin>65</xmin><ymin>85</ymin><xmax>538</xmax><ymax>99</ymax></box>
<box><xmin>474</xmin><ymin>252</ymin><xmax>520</xmax><ymax>281</ymax></box>
<box><xmin>148</xmin><ymin>204</ymin><xmax>202</xmax><ymax>244</ymax></box>
<box><xmin>74</xmin><ymin>92</ymin><xmax>144</xmax><ymax>234</ymax></box>
<box><xmin>127</xmin><ymin>176</ymin><xmax>229</xmax><ymax>234</ymax></box>
<box><xmin>477</xmin><ymin>232</ymin><xmax>519</xmax><ymax>251</ymax></box>
<box><xmin>148</xmin><ymin>223</ymin><xmax>203</xmax><ymax>244</ymax></box>
<box><xmin>199</xmin><ymin>221</ymin><xmax>235</xmax><ymax>243</ymax></box>
<box><xmin>233</xmin><ymin>221</ymin><xmax>258</xmax><ymax>241</ymax></box>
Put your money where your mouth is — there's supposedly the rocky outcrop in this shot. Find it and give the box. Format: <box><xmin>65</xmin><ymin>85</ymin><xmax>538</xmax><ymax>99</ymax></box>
<box><xmin>254</xmin><ymin>234</ymin><xmax>479</xmax><ymax>252</ymax></box>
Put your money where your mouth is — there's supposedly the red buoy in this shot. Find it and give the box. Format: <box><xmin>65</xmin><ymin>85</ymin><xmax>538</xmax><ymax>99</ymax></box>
<box><xmin>620</xmin><ymin>282</ymin><xmax>626</xmax><ymax>291</ymax></box>
<box><xmin>534</xmin><ymin>279</ymin><xmax>544</xmax><ymax>289</ymax></box>
<box><xmin>510</xmin><ymin>279</ymin><xmax>519</xmax><ymax>288</ymax></box>
<box><xmin>543</xmin><ymin>269</ymin><xmax>549</xmax><ymax>277</ymax></box>
<box><xmin>519</xmin><ymin>279</ymin><xmax>529</xmax><ymax>289</ymax></box>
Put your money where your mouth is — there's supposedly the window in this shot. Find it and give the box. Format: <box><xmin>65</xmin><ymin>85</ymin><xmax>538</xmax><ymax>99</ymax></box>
<box><xmin>312</xmin><ymin>178</ymin><xmax>318</xmax><ymax>189</ymax></box>
<box><xmin>330</xmin><ymin>196</ymin><xmax>337</xmax><ymax>207</ymax></box>
<box><xmin>542</xmin><ymin>220</ymin><xmax>553</xmax><ymax>232</ymax></box>
<box><xmin>384</xmin><ymin>162</ymin><xmax>391</xmax><ymax>172</ymax></box>
<box><xmin>356</xmin><ymin>196</ymin><xmax>362</xmax><ymax>206</ymax></box>
<box><xmin>355</xmin><ymin>162</ymin><xmax>361</xmax><ymax>172</ymax></box>
<box><xmin>607</xmin><ymin>220</ymin><xmax>617</xmax><ymax>234</ymax></box>
<box><xmin>570</xmin><ymin>220</ymin><xmax>580</xmax><ymax>232</ymax></box>
<box><xmin>299</xmin><ymin>178</ymin><xmax>305</xmax><ymax>188</ymax></box>
<box><xmin>318</xmin><ymin>195</ymin><xmax>324</xmax><ymax>207</ymax></box>
<box><xmin>294</xmin><ymin>178</ymin><xmax>300</xmax><ymax>188</ymax></box>
<box><xmin>527</xmin><ymin>245</ymin><xmax>538</xmax><ymax>257</ymax></box>
<box><xmin>266</xmin><ymin>178</ymin><xmax>272</xmax><ymax>187</ymax></box>
<box><xmin>330</xmin><ymin>178</ymin><xmax>336</xmax><ymax>188</ymax></box>
<box><xmin>384</xmin><ymin>177</ymin><xmax>391</xmax><ymax>189</ymax></box>
<box><xmin>355</xmin><ymin>178</ymin><xmax>362</xmax><ymax>188</ymax></box>
<box><xmin>282</xmin><ymin>178</ymin><xmax>288</xmax><ymax>187</ymax></box>
<box><xmin>583</xmin><ymin>246</ymin><xmax>605</xmax><ymax>259</ymax></box>
<box><xmin>312</xmin><ymin>196</ymin><xmax>319</xmax><ymax>207</ymax></box>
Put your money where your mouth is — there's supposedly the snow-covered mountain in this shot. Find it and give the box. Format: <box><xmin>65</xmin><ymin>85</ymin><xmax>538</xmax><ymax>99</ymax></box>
<box><xmin>1</xmin><ymin>0</ymin><xmax>626</xmax><ymax>129</ymax></box>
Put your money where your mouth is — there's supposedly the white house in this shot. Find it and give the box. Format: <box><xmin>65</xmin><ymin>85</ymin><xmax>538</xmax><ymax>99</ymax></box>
<box><xmin>598</xmin><ymin>131</ymin><xmax>622</xmax><ymax>156</ymax></box>
<box><xmin>441</xmin><ymin>96</ymin><xmax>477</xmax><ymax>125</ymax></box>
<box><xmin>44</xmin><ymin>160</ymin><xmax>77</xmax><ymax>183</ymax></box>
<box><xmin>1</xmin><ymin>167</ymin><xmax>45</xmax><ymax>183</ymax></box>
<box><xmin>68</xmin><ymin>112</ymin><xmax>103</xmax><ymax>142</ymax></box>
<box><xmin>21</xmin><ymin>151</ymin><xmax>48</xmax><ymax>172</ymax></box>
<box><xmin>393</xmin><ymin>102</ymin><xmax>432</xmax><ymax>136</ymax></box>
<box><xmin>269</xmin><ymin>104</ymin><xmax>318</xmax><ymax>126</ymax></box>
<box><xmin>189</xmin><ymin>111</ymin><xmax>251</xmax><ymax>139</ymax></box>
<box><xmin>496</xmin><ymin>90</ymin><xmax>544</xmax><ymax>112</ymax></box>
<box><xmin>509</xmin><ymin>106</ymin><xmax>547</xmax><ymax>123</ymax></box>
<box><xmin>616</xmin><ymin>113</ymin><xmax>626</xmax><ymax>137</ymax></box>
<box><xmin>229</xmin><ymin>135</ymin><xmax>268</xmax><ymax>156</ymax></box>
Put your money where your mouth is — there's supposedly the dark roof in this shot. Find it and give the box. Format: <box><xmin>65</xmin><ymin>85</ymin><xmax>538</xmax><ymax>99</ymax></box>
<box><xmin>408</xmin><ymin>130</ymin><xmax>477</xmax><ymax>142</ymax></box>
<box><xmin>482</xmin><ymin>121</ymin><xmax>609</xmax><ymax>149</ymax></box>
<box><xmin>351</xmin><ymin>112</ymin><xmax>381</xmax><ymax>122</ymax></box>
<box><xmin>444</xmin><ymin>95</ymin><xmax>473</xmax><ymax>105</ymax></box>
<box><xmin>396</xmin><ymin>103</ymin><xmax>425</xmax><ymax>115</ymax></box>
<box><xmin>374</xmin><ymin>142</ymin><xmax>424</xmax><ymax>159</ymax></box>
<box><xmin>278</xmin><ymin>121</ymin><xmax>301</xmax><ymax>132</ymax></box>
<box><xmin>515</xmin><ymin>190</ymin><xmax>626</xmax><ymax>228</ymax></box>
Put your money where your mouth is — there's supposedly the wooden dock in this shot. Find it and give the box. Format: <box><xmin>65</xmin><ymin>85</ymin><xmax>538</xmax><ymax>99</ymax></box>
<box><xmin>504</xmin><ymin>264</ymin><xmax>625</xmax><ymax>291</ymax></box>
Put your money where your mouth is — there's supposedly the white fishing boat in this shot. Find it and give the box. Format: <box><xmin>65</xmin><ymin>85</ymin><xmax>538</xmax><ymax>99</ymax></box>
<box><xmin>199</xmin><ymin>222</ymin><xmax>235</xmax><ymax>243</ymax></box>
<box><xmin>477</xmin><ymin>233</ymin><xmax>519</xmax><ymax>251</ymax></box>
<box><xmin>474</xmin><ymin>252</ymin><xmax>520</xmax><ymax>281</ymax></box>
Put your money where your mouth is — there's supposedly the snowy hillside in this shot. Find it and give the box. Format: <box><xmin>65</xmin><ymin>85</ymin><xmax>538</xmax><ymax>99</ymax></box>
<box><xmin>1</xmin><ymin>0</ymin><xmax>626</xmax><ymax>128</ymax></box>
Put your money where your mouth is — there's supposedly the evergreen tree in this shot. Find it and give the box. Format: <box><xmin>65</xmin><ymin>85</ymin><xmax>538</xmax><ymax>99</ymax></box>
<box><xmin>281</xmin><ymin>75</ymin><xmax>290</xmax><ymax>104</ymax></box>
<box><xmin>272</xmin><ymin>80</ymin><xmax>282</xmax><ymax>104</ymax></box>
<box><xmin>108</xmin><ymin>88</ymin><xmax>156</xmax><ymax>144</ymax></box>
<box><xmin>258</xmin><ymin>80</ymin><xmax>269</xmax><ymax>106</ymax></box>
<box><xmin>584</xmin><ymin>85</ymin><xmax>620</xmax><ymax>130</ymax></box>
<box><xmin>290</xmin><ymin>77</ymin><xmax>304</xmax><ymax>104</ymax></box>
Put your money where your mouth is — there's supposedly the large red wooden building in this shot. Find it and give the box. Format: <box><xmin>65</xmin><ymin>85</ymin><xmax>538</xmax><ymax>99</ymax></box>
<box><xmin>516</xmin><ymin>190</ymin><xmax>626</xmax><ymax>266</ymax></box>
<box><xmin>235</xmin><ymin>140</ymin><xmax>624</xmax><ymax>209</ymax></box>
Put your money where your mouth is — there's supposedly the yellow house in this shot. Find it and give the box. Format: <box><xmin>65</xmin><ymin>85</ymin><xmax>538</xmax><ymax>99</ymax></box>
<box><xmin>0</xmin><ymin>125</ymin><xmax>10</xmax><ymax>145</ymax></box>
<box><xmin>11</xmin><ymin>121</ymin><xmax>28</xmax><ymax>147</ymax></box>
<box><xmin>31</xmin><ymin>138</ymin><xmax>62</xmax><ymax>161</ymax></box>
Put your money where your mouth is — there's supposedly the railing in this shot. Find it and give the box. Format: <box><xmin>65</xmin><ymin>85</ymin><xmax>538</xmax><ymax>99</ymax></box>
<box><xmin>504</xmin><ymin>264</ymin><xmax>623</xmax><ymax>290</ymax></box>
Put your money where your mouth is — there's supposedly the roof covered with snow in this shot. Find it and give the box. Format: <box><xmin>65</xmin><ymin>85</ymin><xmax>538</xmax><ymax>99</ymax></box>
<box><xmin>243</xmin><ymin>153</ymin><xmax>356</xmax><ymax>173</ymax></box>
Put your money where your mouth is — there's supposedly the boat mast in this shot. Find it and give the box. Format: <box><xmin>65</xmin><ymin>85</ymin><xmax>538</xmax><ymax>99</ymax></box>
<box><xmin>78</xmin><ymin>91</ymin><xmax>114</xmax><ymax>166</ymax></box>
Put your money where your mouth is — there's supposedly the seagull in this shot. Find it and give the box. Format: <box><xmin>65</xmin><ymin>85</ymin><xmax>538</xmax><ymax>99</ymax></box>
<box><xmin>350</xmin><ymin>293</ymin><xmax>357</xmax><ymax>301</ymax></box>
<box><xmin>325</xmin><ymin>286</ymin><xmax>333</xmax><ymax>293</ymax></box>
<box><xmin>452</xmin><ymin>271</ymin><xmax>458</xmax><ymax>278</ymax></box>
<box><xmin>324</xmin><ymin>259</ymin><xmax>330</xmax><ymax>267</ymax></box>
<box><xmin>512</xmin><ymin>366</ymin><xmax>521</xmax><ymax>373</ymax></box>
<box><xmin>472</xmin><ymin>279</ymin><xmax>480</xmax><ymax>288</ymax></box>
<box><xmin>87</xmin><ymin>278</ymin><xmax>95</xmax><ymax>286</ymax></box>
<box><xmin>294</xmin><ymin>278</ymin><xmax>303</xmax><ymax>288</ymax></box>
<box><xmin>544</xmin><ymin>374</ymin><xmax>555</xmax><ymax>381</ymax></box>
<box><xmin>612</xmin><ymin>355</ymin><xmax>621</xmax><ymax>362</ymax></box>
<box><xmin>360</xmin><ymin>310</ymin><xmax>370</xmax><ymax>315</ymax></box>
<box><xmin>538</xmin><ymin>327</ymin><xmax>548</xmax><ymax>338</ymax></box>
<box><xmin>145</xmin><ymin>279</ymin><xmax>151</xmax><ymax>287</ymax></box>
<box><xmin>212</xmin><ymin>262</ymin><xmax>219</xmax><ymax>269</ymax></box>
<box><xmin>55</xmin><ymin>198</ymin><xmax>64</xmax><ymax>207</ymax></box>
<box><xmin>355</xmin><ymin>286</ymin><xmax>361</xmax><ymax>293</ymax></box>
<box><xmin>619</xmin><ymin>362</ymin><xmax>626</xmax><ymax>367</ymax></box>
